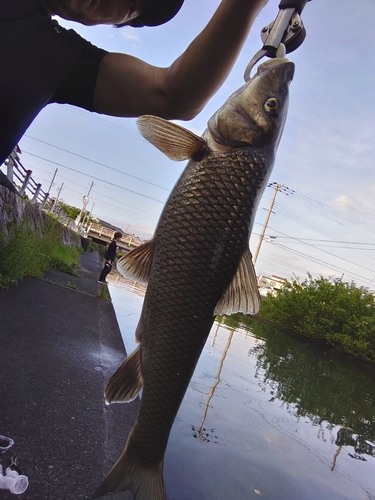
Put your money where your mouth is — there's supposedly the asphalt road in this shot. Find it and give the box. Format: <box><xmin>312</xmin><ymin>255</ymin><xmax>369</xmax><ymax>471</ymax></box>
<box><xmin>0</xmin><ymin>251</ymin><xmax>139</xmax><ymax>499</ymax></box>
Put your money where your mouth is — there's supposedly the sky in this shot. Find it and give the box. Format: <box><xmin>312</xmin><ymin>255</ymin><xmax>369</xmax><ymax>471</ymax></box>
<box><xmin>8</xmin><ymin>0</ymin><xmax>375</xmax><ymax>288</ymax></box>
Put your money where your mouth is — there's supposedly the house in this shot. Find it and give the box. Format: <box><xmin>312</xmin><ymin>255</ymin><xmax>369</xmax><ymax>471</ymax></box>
<box><xmin>257</xmin><ymin>274</ymin><xmax>287</xmax><ymax>297</ymax></box>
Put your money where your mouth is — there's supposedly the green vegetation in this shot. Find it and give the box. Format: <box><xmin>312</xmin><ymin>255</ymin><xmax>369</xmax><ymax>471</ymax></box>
<box><xmin>87</xmin><ymin>239</ymin><xmax>99</xmax><ymax>252</ymax></box>
<box><xmin>257</xmin><ymin>274</ymin><xmax>375</xmax><ymax>363</ymax></box>
<box><xmin>97</xmin><ymin>243</ymin><xmax>106</xmax><ymax>259</ymax></box>
<box><xmin>58</xmin><ymin>201</ymin><xmax>81</xmax><ymax>221</ymax></box>
<box><xmin>0</xmin><ymin>216</ymin><xmax>81</xmax><ymax>288</ymax></box>
<box><xmin>218</xmin><ymin>314</ymin><xmax>375</xmax><ymax>458</ymax></box>
<box><xmin>65</xmin><ymin>281</ymin><xmax>79</xmax><ymax>290</ymax></box>
<box><xmin>58</xmin><ymin>201</ymin><xmax>94</xmax><ymax>225</ymax></box>
<box><xmin>99</xmin><ymin>283</ymin><xmax>110</xmax><ymax>302</ymax></box>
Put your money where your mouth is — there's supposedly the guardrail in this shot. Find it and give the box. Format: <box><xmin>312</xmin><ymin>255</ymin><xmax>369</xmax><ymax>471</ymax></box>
<box><xmin>2</xmin><ymin>146</ymin><xmax>50</xmax><ymax>207</ymax></box>
<box><xmin>86</xmin><ymin>224</ymin><xmax>142</xmax><ymax>251</ymax></box>
<box><xmin>1</xmin><ymin>147</ymin><xmax>80</xmax><ymax>229</ymax></box>
<box><xmin>1</xmin><ymin>147</ymin><xmax>143</xmax><ymax>243</ymax></box>
<box><xmin>87</xmin><ymin>223</ymin><xmax>142</xmax><ymax>248</ymax></box>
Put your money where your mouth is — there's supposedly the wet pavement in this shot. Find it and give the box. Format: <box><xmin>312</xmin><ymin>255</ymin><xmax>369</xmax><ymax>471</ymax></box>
<box><xmin>0</xmin><ymin>251</ymin><xmax>139</xmax><ymax>499</ymax></box>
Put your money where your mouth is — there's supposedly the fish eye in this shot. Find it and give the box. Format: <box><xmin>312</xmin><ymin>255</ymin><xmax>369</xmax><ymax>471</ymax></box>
<box><xmin>265</xmin><ymin>98</ymin><xmax>278</xmax><ymax>113</ymax></box>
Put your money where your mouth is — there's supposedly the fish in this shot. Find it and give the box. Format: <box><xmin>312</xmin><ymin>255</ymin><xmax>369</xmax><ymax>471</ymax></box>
<box><xmin>93</xmin><ymin>57</ymin><xmax>295</xmax><ymax>500</ymax></box>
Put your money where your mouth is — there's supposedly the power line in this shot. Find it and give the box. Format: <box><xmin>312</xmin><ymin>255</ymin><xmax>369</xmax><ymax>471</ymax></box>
<box><xmin>30</xmin><ymin>122</ymin><xmax>177</xmax><ymax>174</ymax></box>
<box><xmin>21</xmin><ymin>159</ymin><xmax>160</xmax><ymax>225</ymax></box>
<box><xmin>22</xmin><ymin>151</ymin><xmax>164</xmax><ymax>204</ymax></box>
<box><xmin>267</xmin><ymin>226</ymin><xmax>375</xmax><ymax>275</ymax></box>
<box><xmin>271</xmin><ymin>241</ymin><xmax>373</xmax><ymax>285</ymax></box>
<box><xmin>25</xmin><ymin>135</ymin><xmax>170</xmax><ymax>192</ymax></box>
<box><xmin>292</xmin><ymin>191</ymin><xmax>375</xmax><ymax>236</ymax></box>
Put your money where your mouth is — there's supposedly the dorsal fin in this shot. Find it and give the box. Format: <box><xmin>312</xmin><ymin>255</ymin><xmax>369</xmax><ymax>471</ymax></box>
<box><xmin>214</xmin><ymin>248</ymin><xmax>261</xmax><ymax>316</ymax></box>
<box><xmin>116</xmin><ymin>240</ymin><xmax>154</xmax><ymax>284</ymax></box>
<box><xmin>137</xmin><ymin>115</ymin><xmax>209</xmax><ymax>161</ymax></box>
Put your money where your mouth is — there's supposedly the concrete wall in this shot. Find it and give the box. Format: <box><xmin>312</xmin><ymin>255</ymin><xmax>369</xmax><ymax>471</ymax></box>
<box><xmin>0</xmin><ymin>183</ymin><xmax>80</xmax><ymax>249</ymax></box>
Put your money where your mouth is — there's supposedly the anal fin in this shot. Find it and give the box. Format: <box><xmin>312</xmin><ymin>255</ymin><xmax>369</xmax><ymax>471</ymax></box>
<box><xmin>105</xmin><ymin>345</ymin><xmax>143</xmax><ymax>404</ymax></box>
<box><xmin>214</xmin><ymin>248</ymin><xmax>261</xmax><ymax>316</ymax></box>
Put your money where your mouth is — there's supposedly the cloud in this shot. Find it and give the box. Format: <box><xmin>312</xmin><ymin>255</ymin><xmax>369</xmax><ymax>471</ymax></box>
<box><xmin>120</xmin><ymin>28</ymin><xmax>141</xmax><ymax>44</ymax></box>
<box><xmin>333</xmin><ymin>195</ymin><xmax>358</xmax><ymax>212</ymax></box>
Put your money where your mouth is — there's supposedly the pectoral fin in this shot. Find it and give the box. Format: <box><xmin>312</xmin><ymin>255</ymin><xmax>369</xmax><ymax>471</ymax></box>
<box><xmin>137</xmin><ymin>115</ymin><xmax>210</xmax><ymax>161</ymax></box>
<box><xmin>117</xmin><ymin>239</ymin><xmax>154</xmax><ymax>284</ymax></box>
<box><xmin>214</xmin><ymin>248</ymin><xmax>261</xmax><ymax>316</ymax></box>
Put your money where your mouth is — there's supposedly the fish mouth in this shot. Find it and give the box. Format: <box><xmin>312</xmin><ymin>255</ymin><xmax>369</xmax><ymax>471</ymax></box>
<box><xmin>207</xmin><ymin>58</ymin><xmax>295</xmax><ymax>149</ymax></box>
<box><xmin>254</xmin><ymin>57</ymin><xmax>295</xmax><ymax>78</ymax></box>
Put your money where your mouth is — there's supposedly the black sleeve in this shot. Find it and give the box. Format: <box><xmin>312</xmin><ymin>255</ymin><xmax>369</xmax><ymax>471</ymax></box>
<box><xmin>0</xmin><ymin>0</ymin><xmax>109</xmax><ymax>163</ymax></box>
<box><xmin>49</xmin><ymin>31</ymin><xmax>108</xmax><ymax>112</ymax></box>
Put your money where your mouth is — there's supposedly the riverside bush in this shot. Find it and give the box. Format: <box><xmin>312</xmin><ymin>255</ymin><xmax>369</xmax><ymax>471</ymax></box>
<box><xmin>258</xmin><ymin>274</ymin><xmax>375</xmax><ymax>363</ymax></box>
<box><xmin>0</xmin><ymin>216</ymin><xmax>81</xmax><ymax>287</ymax></box>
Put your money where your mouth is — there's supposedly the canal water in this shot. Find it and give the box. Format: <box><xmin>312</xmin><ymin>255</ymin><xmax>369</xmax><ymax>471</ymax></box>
<box><xmin>108</xmin><ymin>279</ymin><xmax>375</xmax><ymax>500</ymax></box>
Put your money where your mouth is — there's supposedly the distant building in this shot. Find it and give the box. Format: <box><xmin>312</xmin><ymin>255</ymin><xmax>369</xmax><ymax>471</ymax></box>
<box><xmin>257</xmin><ymin>274</ymin><xmax>287</xmax><ymax>297</ymax></box>
<box><xmin>95</xmin><ymin>218</ymin><xmax>124</xmax><ymax>234</ymax></box>
<box><xmin>258</xmin><ymin>274</ymin><xmax>287</xmax><ymax>290</ymax></box>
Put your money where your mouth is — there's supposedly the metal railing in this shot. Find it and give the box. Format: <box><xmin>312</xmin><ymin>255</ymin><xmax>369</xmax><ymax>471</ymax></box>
<box><xmin>1</xmin><ymin>147</ymin><xmax>143</xmax><ymax>242</ymax></box>
<box><xmin>1</xmin><ymin>147</ymin><xmax>80</xmax><ymax>229</ymax></box>
<box><xmin>87</xmin><ymin>223</ymin><xmax>142</xmax><ymax>248</ymax></box>
<box><xmin>2</xmin><ymin>146</ymin><xmax>50</xmax><ymax>207</ymax></box>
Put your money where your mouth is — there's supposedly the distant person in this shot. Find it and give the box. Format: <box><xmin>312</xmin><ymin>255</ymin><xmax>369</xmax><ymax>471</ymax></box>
<box><xmin>0</xmin><ymin>0</ymin><xmax>269</xmax><ymax>165</ymax></box>
<box><xmin>98</xmin><ymin>232</ymin><xmax>122</xmax><ymax>284</ymax></box>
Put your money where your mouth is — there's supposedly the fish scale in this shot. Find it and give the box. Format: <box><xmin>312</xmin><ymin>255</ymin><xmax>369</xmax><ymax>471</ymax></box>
<box><xmin>94</xmin><ymin>57</ymin><xmax>294</xmax><ymax>500</ymax></box>
<box><xmin>122</xmin><ymin>150</ymin><xmax>268</xmax><ymax>467</ymax></box>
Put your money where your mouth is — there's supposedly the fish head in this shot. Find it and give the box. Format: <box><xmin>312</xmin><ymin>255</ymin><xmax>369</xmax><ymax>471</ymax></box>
<box><xmin>207</xmin><ymin>58</ymin><xmax>295</xmax><ymax>150</ymax></box>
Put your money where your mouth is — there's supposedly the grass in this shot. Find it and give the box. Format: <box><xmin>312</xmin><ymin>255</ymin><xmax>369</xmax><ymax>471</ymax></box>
<box><xmin>65</xmin><ymin>281</ymin><xmax>79</xmax><ymax>290</ymax></box>
<box><xmin>99</xmin><ymin>283</ymin><xmax>111</xmax><ymax>302</ymax></box>
<box><xmin>49</xmin><ymin>244</ymin><xmax>81</xmax><ymax>276</ymax></box>
<box><xmin>0</xmin><ymin>215</ymin><xmax>82</xmax><ymax>288</ymax></box>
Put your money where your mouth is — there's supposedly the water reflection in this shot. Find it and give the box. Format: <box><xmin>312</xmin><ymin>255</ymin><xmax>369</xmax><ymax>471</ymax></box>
<box><xmin>111</xmin><ymin>286</ymin><xmax>375</xmax><ymax>499</ymax></box>
<box><xmin>192</xmin><ymin>325</ymin><xmax>234</xmax><ymax>443</ymax></box>
<box><xmin>224</xmin><ymin>313</ymin><xmax>375</xmax><ymax>463</ymax></box>
<box><xmin>107</xmin><ymin>269</ymin><xmax>146</xmax><ymax>297</ymax></box>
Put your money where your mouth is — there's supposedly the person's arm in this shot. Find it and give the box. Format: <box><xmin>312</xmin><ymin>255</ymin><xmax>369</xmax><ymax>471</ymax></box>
<box><xmin>94</xmin><ymin>0</ymin><xmax>268</xmax><ymax>120</ymax></box>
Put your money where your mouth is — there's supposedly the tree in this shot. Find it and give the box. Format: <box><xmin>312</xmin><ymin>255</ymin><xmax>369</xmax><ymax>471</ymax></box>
<box><xmin>257</xmin><ymin>274</ymin><xmax>375</xmax><ymax>362</ymax></box>
<box><xmin>58</xmin><ymin>202</ymin><xmax>94</xmax><ymax>225</ymax></box>
<box><xmin>58</xmin><ymin>202</ymin><xmax>81</xmax><ymax>221</ymax></box>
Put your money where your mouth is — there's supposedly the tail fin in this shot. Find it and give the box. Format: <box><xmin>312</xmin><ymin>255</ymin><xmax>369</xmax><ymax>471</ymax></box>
<box><xmin>93</xmin><ymin>453</ymin><xmax>165</xmax><ymax>500</ymax></box>
<box><xmin>105</xmin><ymin>345</ymin><xmax>143</xmax><ymax>404</ymax></box>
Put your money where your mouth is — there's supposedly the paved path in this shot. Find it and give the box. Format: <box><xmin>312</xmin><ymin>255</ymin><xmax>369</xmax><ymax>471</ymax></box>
<box><xmin>0</xmin><ymin>251</ymin><xmax>139</xmax><ymax>499</ymax></box>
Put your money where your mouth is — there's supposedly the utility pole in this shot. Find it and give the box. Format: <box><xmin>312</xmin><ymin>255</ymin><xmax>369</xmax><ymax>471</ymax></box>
<box><xmin>51</xmin><ymin>182</ymin><xmax>64</xmax><ymax>213</ymax></box>
<box><xmin>46</xmin><ymin>168</ymin><xmax>58</xmax><ymax>195</ymax></box>
<box><xmin>87</xmin><ymin>181</ymin><xmax>94</xmax><ymax>197</ymax></box>
<box><xmin>253</xmin><ymin>182</ymin><xmax>294</xmax><ymax>264</ymax></box>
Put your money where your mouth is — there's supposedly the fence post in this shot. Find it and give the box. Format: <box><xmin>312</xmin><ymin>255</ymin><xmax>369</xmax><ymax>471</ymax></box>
<box><xmin>6</xmin><ymin>157</ymin><xmax>14</xmax><ymax>183</ymax></box>
<box><xmin>19</xmin><ymin>170</ymin><xmax>32</xmax><ymax>195</ymax></box>
<box><xmin>31</xmin><ymin>183</ymin><xmax>42</xmax><ymax>203</ymax></box>
<box><xmin>40</xmin><ymin>192</ymin><xmax>49</xmax><ymax>210</ymax></box>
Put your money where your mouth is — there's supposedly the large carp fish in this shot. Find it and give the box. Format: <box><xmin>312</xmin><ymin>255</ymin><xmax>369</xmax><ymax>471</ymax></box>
<box><xmin>94</xmin><ymin>57</ymin><xmax>294</xmax><ymax>500</ymax></box>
